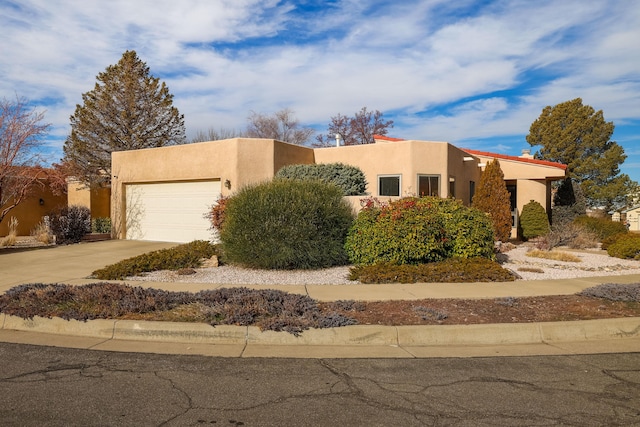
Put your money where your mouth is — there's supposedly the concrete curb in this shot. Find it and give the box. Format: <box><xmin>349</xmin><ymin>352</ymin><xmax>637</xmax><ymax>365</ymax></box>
<box><xmin>2</xmin><ymin>313</ymin><xmax>639</xmax><ymax>347</ymax></box>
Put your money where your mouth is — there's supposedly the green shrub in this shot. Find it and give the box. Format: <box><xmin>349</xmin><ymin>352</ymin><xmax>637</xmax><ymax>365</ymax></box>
<box><xmin>220</xmin><ymin>179</ymin><xmax>354</xmax><ymax>269</ymax></box>
<box><xmin>601</xmin><ymin>232</ymin><xmax>637</xmax><ymax>250</ymax></box>
<box><xmin>91</xmin><ymin>217</ymin><xmax>112</xmax><ymax>234</ymax></box>
<box><xmin>92</xmin><ymin>240</ymin><xmax>218</xmax><ymax>280</ymax></box>
<box><xmin>275</xmin><ymin>163</ymin><xmax>367</xmax><ymax>196</ymax></box>
<box><xmin>348</xmin><ymin>258</ymin><xmax>515</xmax><ymax>284</ymax></box>
<box><xmin>519</xmin><ymin>200</ymin><xmax>550</xmax><ymax>240</ymax></box>
<box><xmin>573</xmin><ymin>216</ymin><xmax>627</xmax><ymax>241</ymax></box>
<box><xmin>48</xmin><ymin>205</ymin><xmax>91</xmax><ymax>244</ymax></box>
<box><xmin>345</xmin><ymin>197</ymin><xmax>495</xmax><ymax>266</ymax></box>
<box><xmin>607</xmin><ymin>236</ymin><xmax>640</xmax><ymax>260</ymax></box>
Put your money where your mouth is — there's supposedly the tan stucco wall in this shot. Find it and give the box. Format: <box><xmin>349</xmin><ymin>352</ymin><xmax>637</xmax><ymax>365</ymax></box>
<box><xmin>111</xmin><ymin>138</ymin><xmax>315</xmax><ymax>238</ymax></box>
<box><xmin>314</xmin><ymin>140</ymin><xmax>481</xmax><ymax>204</ymax></box>
<box><xmin>67</xmin><ymin>180</ymin><xmax>111</xmax><ymax>220</ymax></box>
<box><xmin>0</xmin><ymin>185</ymin><xmax>66</xmax><ymax>236</ymax></box>
<box><xmin>626</xmin><ymin>208</ymin><xmax>640</xmax><ymax>231</ymax></box>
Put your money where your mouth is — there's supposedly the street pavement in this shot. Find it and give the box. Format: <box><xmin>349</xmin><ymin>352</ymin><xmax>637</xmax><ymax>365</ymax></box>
<box><xmin>1</xmin><ymin>341</ymin><xmax>639</xmax><ymax>426</ymax></box>
<box><xmin>0</xmin><ymin>240</ymin><xmax>639</xmax><ymax>358</ymax></box>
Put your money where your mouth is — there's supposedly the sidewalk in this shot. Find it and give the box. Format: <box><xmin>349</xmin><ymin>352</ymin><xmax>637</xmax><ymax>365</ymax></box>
<box><xmin>1</xmin><ymin>240</ymin><xmax>639</xmax><ymax>358</ymax></box>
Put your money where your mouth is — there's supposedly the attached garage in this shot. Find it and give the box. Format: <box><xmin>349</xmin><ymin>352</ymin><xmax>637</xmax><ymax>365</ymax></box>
<box><xmin>125</xmin><ymin>180</ymin><xmax>220</xmax><ymax>243</ymax></box>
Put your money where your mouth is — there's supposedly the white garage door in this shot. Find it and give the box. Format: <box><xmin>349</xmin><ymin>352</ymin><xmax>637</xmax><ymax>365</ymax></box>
<box><xmin>125</xmin><ymin>181</ymin><xmax>221</xmax><ymax>243</ymax></box>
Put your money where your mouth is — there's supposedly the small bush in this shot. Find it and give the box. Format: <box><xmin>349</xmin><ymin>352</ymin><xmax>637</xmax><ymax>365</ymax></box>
<box><xmin>578</xmin><ymin>283</ymin><xmax>640</xmax><ymax>302</ymax></box>
<box><xmin>92</xmin><ymin>240</ymin><xmax>219</xmax><ymax>280</ymax></box>
<box><xmin>573</xmin><ymin>216</ymin><xmax>627</xmax><ymax>241</ymax></box>
<box><xmin>30</xmin><ymin>220</ymin><xmax>53</xmax><ymax>244</ymax></box>
<box><xmin>348</xmin><ymin>257</ymin><xmax>515</xmax><ymax>284</ymax></box>
<box><xmin>345</xmin><ymin>197</ymin><xmax>495</xmax><ymax>266</ymax></box>
<box><xmin>221</xmin><ymin>179</ymin><xmax>354</xmax><ymax>269</ymax></box>
<box><xmin>607</xmin><ymin>237</ymin><xmax>640</xmax><ymax>260</ymax></box>
<box><xmin>91</xmin><ymin>217</ymin><xmax>111</xmax><ymax>234</ymax></box>
<box><xmin>1</xmin><ymin>217</ymin><xmax>19</xmax><ymax>247</ymax></box>
<box><xmin>206</xmin><ymin>195</ymin><xmax>229</xmax><ymax>231</ymax></box>
<box><xmin>519</xmin><ymin>200</ymin><xmax>550</xmax><ymax>240</ymax></box>
<box><xmin>49</xmin><ymin>205</ymin><xmax>91</xmax><ymax>244</ymax></box>
<box><xmin>601</xmin><ymin>232</ymin><xmax>640</xmax><ymax>250</ymax></box>
<box><xmin>275</xmin><ymin>163</ymin><xmax>367</xmax><ymax>196</ymax></box>
<box><xmin>538</xmin><ymin>223</ymin><xmax>598</xmax><ymax>250</ymax></box>
<box><xmin>526</xmin><ymin>249</ymin><xmax>582</xmax><ymax>262</ymax></box>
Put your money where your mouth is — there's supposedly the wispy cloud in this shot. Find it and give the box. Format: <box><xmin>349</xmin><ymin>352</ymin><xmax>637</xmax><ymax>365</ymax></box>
<box><xmin>1</xmin><ymin>0</ymin><xmax>639</xmax><ymax>181</ymax></box>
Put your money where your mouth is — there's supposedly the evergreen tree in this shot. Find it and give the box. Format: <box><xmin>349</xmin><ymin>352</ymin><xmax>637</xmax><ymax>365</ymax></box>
<box><xmin>526</xmin><ymin>98</ymin><xmax>634</xmax><ymax>210</ymax></box>
<box><xmin>551</xmin><ymin>177</ymin><xmax>586</xmax><ymax>226</ymax></box>
<box><xmin>472</xmin><ymin>159</ymin><xmax>512</xmax><ymax>241</ymax></box>
<box><xmin>64</xmin><ymin>50</ymin><xmax>185</xmax><ymax>185</ymax></box>
<box><xmin>520</xmin><ymin>200</ymin><xmax>550</xmax><ymax>240</ymax></box>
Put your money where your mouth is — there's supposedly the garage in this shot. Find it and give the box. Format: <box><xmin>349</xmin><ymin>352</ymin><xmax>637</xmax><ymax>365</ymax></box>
<box><xmin>125</xmin><ymin>180</ymin><xmax>220</xmax><ymax>243</ymax></box>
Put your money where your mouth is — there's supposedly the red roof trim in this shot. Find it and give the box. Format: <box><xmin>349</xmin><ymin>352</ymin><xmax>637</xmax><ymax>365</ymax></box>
<box><xmin>373</xmin><ymin>134</ymin><xmax>405</xmax><ymax>142</ymax></box>
<box><xmin>463</xmin><ymin>149</ymin><xmax>567</xmax><ymax>170</ymax></box>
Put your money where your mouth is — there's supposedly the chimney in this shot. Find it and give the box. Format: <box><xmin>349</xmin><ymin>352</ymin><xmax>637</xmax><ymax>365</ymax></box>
<box><xmin>520</xmin><ymin>148</ymin><xmax>533</xmax><ymax>159</ymax></box>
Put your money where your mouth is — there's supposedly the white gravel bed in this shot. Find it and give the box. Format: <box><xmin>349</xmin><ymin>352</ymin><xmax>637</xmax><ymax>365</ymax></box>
<box><xmin>129</xmin><ymin>245</ymin><xmax>640</xmax><ymax>285</ymax></box>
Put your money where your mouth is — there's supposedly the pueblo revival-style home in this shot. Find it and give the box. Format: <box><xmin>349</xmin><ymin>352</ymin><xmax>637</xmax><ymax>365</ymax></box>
<box><xmin>68</xmin><ymin>136</ymin><xmax>566</xmax><ymax>243</ymax></box>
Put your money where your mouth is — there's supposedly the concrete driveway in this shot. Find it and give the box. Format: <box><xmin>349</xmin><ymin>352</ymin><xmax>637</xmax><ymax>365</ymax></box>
<box><xmin>0</xmin><ymin>240</ymin><xmax>177</xmax><ymax>291</ymax></box>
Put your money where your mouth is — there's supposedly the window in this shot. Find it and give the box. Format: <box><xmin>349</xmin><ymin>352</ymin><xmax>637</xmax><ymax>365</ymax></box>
<box><xmin>418</xmin><ymin>175</ymin><xmax>440</xmax><ymax>197</ymax></box>
<box><xmin>378</xmin><ymin>175</ymin><xmax>401</xmax><ymax>196</ymax></box>
<box><xmin>469</xmin><ymin>181</ymin><xmax>475</xmax><ymax>204</ymax></box>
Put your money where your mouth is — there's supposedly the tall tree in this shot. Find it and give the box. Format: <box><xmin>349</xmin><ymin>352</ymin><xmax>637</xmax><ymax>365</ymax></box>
<box><xmin>316</xmin><ymin>107</ymin><xmax>394</xmax><ymax>146</ymax></box>
<box><xmin>526</xmin><ymin>98</ymin><xmax>634</xmax><ymax>210</ymax></box>
<box><xmin>472</xmin><ymin>159</ymin><xmax>512</xmax><ymax>242</ymax></box>
<box><xmin>245</xmin><ymin>108</ymin><xmax>314</xmax><ymax>145</ymax></box>
<box><xmin>64</xmin><ymin>50</ymin><xmax>186</xmax><ymax>185</ymax></box>
<box><xmin>0</xmin><ymin>96</ymin><xmax>51</xmax><ymax>225</ymax></box>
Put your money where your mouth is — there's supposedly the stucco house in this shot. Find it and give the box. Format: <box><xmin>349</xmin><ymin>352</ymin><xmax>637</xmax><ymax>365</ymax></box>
<box><xmin>104</xmin><ymin>136</ymin><xmax>566</xmax><ymax>243</ymax></box>
<box><xmin>622</xmin><ymin>205</ymin><xmax>640</xmax><ymax>231</ymax></box>
<box><xmin>0</xmin><ymin>169</ymin><xmax>67</xmax><ymax>237</ymax></box>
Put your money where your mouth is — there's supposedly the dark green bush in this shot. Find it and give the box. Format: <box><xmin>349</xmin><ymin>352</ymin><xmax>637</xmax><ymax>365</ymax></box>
<box><xmin>607</xmin><ymin>236</ymin><xmax>640</xmax><ymax>260</ymax></box>
<box><xmin>349</xmin><ymin>258</ymin><xmax>515</xmax><ymax>284</ymax></box>
<box><xmin>220</xmin><ymin>179</ymin><xmax>354</xmax><ymax>269</ymax></box>
<box><xmin>92</xmin><ymin>240</ymin><xmax>218</xmax><ymax>280</ymax></box>
<box><xmin>519</xmin><ymin>200</ymin><xmax>550</xmax><ymax>240</ymax></box>
<box><xmin>48</xmin><ymin>205</ymin><xmax>91</xmax><ymax>244</ymax></box>
<box><xmin>91</xmin><ymin>217</ymin><xmax>112</xmax><ymax>234</ymax></box>
<box><xmin>275</xmin><ymin>163</ymin><xmax>367</xmax><ymax>196</ymax></box>
<box><xmin>601</xmin><ymin>232</ymin><xmax>633</xmax><ymax>250</ymax></box>
<box><xmin>573</xmin><ymin>216</ymin><xmax>627</xmax><ymax>241</ymax></box>
<box><xmin>345</xmin><ymin>197</ymin><xmax>495</xmax><ymax>266</ymax></box>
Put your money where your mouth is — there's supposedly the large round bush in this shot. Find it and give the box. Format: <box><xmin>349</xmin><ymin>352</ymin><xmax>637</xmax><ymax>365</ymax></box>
<box><xmin>220</xmin><ymin>179</ymin><xmax>354</xmax><ymax>269</ymax></box>
<box><xmin>345</xmin><ymin>197</ymin><xmax>495</xmax><ymax>266</ymax></box>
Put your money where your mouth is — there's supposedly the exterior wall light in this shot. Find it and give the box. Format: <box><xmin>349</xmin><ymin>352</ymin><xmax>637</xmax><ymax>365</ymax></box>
<box><xmin>224</xmin><ymin>179</ymin><xmax>231</xmax><ymax>189</ymax></box>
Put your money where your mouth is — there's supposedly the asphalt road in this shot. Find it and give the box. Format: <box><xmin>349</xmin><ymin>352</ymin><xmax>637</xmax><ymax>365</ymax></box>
<box><xmin>0</xmin><ymin>343</ymin><xmax>639</xmax><ymax>426</ymax></box>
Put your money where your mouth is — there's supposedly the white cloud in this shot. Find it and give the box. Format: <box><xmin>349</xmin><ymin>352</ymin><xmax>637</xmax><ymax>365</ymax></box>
<box><xmin>1</xmin><ymin>0</ymin><xmax>638</xmax><ymax>181</ymax></box>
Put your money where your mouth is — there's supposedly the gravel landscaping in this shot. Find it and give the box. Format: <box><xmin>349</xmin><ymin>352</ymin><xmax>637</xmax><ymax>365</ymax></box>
<box><xmin>129</xmin><ymin>244</ymin><xmax>640</xmax><ymax>285</ymax></box>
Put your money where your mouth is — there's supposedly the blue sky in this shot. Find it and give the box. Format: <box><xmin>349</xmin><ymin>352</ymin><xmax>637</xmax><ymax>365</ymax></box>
<box><xmin>2</xmin><ymin>0</ymin><xmax>639</xmax><ymax>183</ymax></box>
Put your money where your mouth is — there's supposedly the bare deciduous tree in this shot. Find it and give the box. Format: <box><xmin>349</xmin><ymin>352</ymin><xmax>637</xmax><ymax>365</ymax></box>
<box><xmin>0</xmin><ymin>96</ymin><xmax>51</xmax><ymax>225</ymax></box>
<box><xmin>246</xmin><ymin>108</ymin><xmax>314</xmax><ymax>145</ymax></box>
<box><xmin>190</xmin><ymin>127</ymin><xmax>245</xmax><ymax>143</ymax></box>
<box><xmin>316</xmin><ymin>107</ymin><xmax>394</xmax><ymax>146</ymax></box>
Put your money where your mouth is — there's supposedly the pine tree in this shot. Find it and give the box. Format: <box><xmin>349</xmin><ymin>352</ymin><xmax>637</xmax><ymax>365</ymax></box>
<box><xmin>527</xmin><ymin>98</ymin><xmax>634</xmax><ymax>210</ymax></box>
<box><xmin>472</xmin><ymin>159</ymin><xmax>512</xmax><ymax>241</ymax></box>
<box><xmin>64</xmin><ymin>50</ymin><xmax>185</xmax><ymax>185</ymax></box>
<box><xmin>551</xmin><ymin>177</ymin><xmax>586</xmax><ymax>226</ymax></box>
